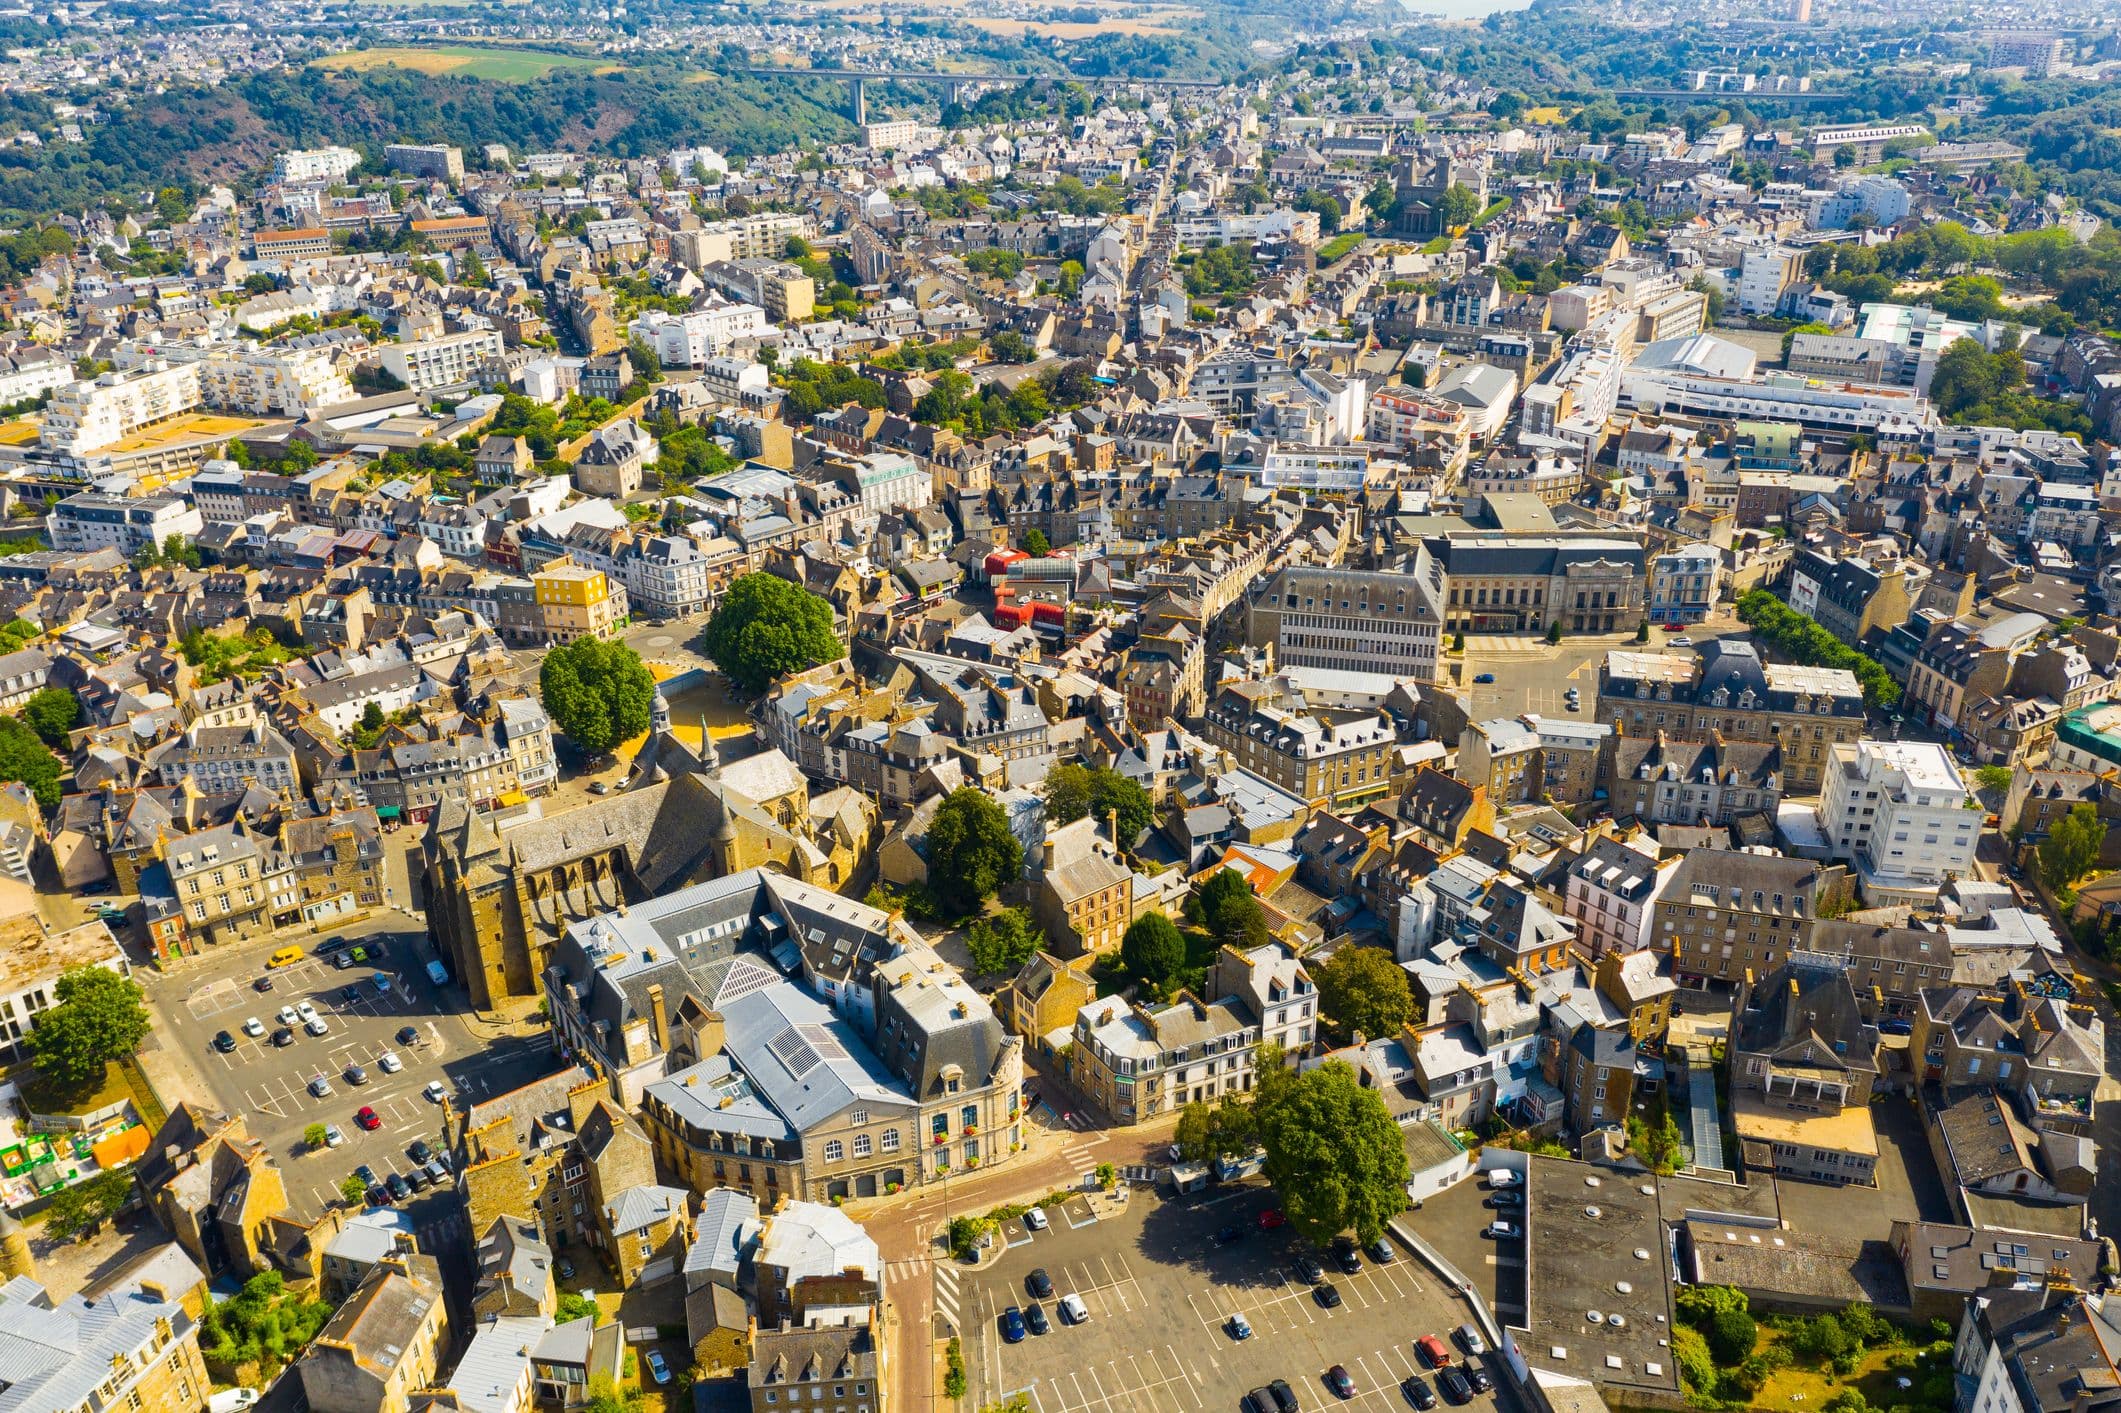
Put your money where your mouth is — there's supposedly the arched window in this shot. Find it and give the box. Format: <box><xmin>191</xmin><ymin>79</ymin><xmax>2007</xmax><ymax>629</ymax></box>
<box><xmin>824</xmin><ymin>1139</ymin><xmax>844</xmax><ymax>1162</ymax></box>
<box><xmin>881</xmin><ymin>1129</ymin><xmax>900</xmax><ymax>1153</ymax></box>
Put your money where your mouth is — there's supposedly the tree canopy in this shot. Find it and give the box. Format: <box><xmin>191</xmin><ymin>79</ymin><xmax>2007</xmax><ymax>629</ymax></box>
<box><xmin>1173</xmin><ymin>1093</ymin><xmax>1259</xmax><ymax>1163</ymax></box>
<box><xmin>1040</xmin><ymin>763</ymin><xmax>1154</xmax><ymax>847</ymax></box>
<box><xmin>926</xmin><ymin>788</ymin><xmax>1024</xmax><ymax>916</ymax></box>
<box><xmin>0</xmin><ymin>715</ymin><xmax>61</xmax><ymax>810</ymax></box>
<box><xmin>1255</xmin><ymin>1059</ymin><xmax>1410</xmax><ymax>1245</ymax></box>
<box><xmin>538</xmin><ymin>636</ymin><xmax>657</xmax><ymax>757</ymax></box>
<box><xmin>1195</xmin><ymin>867</ymin><xmax>1270</xmax><ymax>947</ymax></box>
<box><xmin>25</xmin><ymin>966</ymin><xmax>151</xmax><ymax>1089</ymax></box>
<box><xmin>965</xmin><ymin>907</ymin><xmax>1041</xmax><ymax>977</ymax></box>
<box><xmin>2037</xmin><ymin>802</ymin><xmax>2105</xmax><ymax>898</ymax></box>
<box><xmin>1120</xmin><ymin>911</ymin><xmax>1186</xmax><ymax>993</ymax></box>
<box><xmin>19</xmin><ymin>687</ymin><xmax>78</xmax><ymax>750</ymax></box>
<box><xmin>701</xmin><ymin>572</ymin><xmax>845</xmax><ymax>693</ymax></box>
<box><xmin>1312</xmin><ymin>945</ymin><xmax>1412</xmax><ymax>1044</ymax></box>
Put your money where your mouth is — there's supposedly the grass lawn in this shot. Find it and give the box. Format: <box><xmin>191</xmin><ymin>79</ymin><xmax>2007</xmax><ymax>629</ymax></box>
<box><xmin>1317</xmin><ymin>232</ymin><xmax>1364</xmax><ymax>264</ymax></box>
<box><xmin>312</xmin><ymin>45</ymin><xmax>609</xmax><ymax>81</ymax></box>
<box><xmin>17</xmin><ymin>1061</ymin><xmax>132</xmax><ymax>1120</ymax></box>
<box><xmin>1750</xmin><ymin>1329</ymin><xmax>1937</xmax><ymax>1410</ymax></box>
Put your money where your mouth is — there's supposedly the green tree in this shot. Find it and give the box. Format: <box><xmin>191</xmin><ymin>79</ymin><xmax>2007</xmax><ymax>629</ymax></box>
<box><xmin>2037</xmin><ymin>802</ymin><xmax>2105</xmax><ymax>896</ymax></box>
<box><xmin>1312</xmin><ymin>945</ymin><xmax>1412</xmax><ymax>1043</ymax></box>
<box><xmin>1545</xmin><ymin>620</ymin><xmax>1563</xmax><ymax>644</ymax></box>
<box><xmin>1437</xmin><ymin>184</ymin><xmax>1481</xmax><ymax>231</ymax></box>
<box><xmin>538</xmin><ymin>637</ymin><xmax>657</xmax><ymax>757</ymax></box>
<box><xmin>339</xmin><ymin>1173</ymin><xmax>369</xmax><ymax>1204</ymax></box>
<box><xmin>701</xmin><ymin>572</ymin><xmax>845</xmax><ymax>693</ymax></box>
<box><xmin>24</xmin><ymin>966</ymin><xmax>150</xmax><ymax>1088</ymax></box>
<box><xmin>926</xmin><ymin>788</ymin><xmax>1023</xmax><ymax>915</ymax></box>
<box><xmin>1672</xmin><ymin>1325</ymin><xmax>1717</xmax><ymax>1398</ymax></box>
<box><xmin>1173</xmin><ymin>1093</ymin><xmax>1259</xmax><ymax>1162</ymax></box>
<box><xmin>965</xmin><ymin>907</ymin><xmax>1041</xmax><ymax>977</ymax></box>
<box><xmin>1254</xmin><ymin>1060</ymin><xmax>1410</xmax><ymax>1245</ymax></box>
<box><xmin>43</xmin><ymin>1168</ymin><xmax>133</xmax><ymax>1240</ymax></box>
<box><xmin>1974</xmin><ymin>764</ymin><xmax>2015</xmax><ymax>793</ymax></box>
<box><xmin>19</xmin><ymin>687</ymin><xmax>79</xmax><ymax>749</ymax></box>
<box><xmin>1832</xmin><ymin>144</ymin><xmax>1857</xmax><ymax>168</ymax></box>
<box><xmin>1705</xmin><ymin>1307</ymin><xmax>1759</xmax><ymax>1363</ymax></box>
<box><xmin>1196</xmin><ymin>867</ymin><xmax>1269</xmax><ymax>946</ymax></box>
<box><xmin>1121</xmin><ymin>911</ymin><xmax>1185</xmax><ymax>992</ymax></box>
<box><xmin>161</xmin><ymin>533</ymin><xmax>201</xmax><ymax>568</ymax></box>
<box><xmin>1039</xmin><ymin>763</ymin><xmax>1153</xmax><ymax>846</ymax></box>
<box><xmin>304</xmin><ymin>1122</ymin><xmax>329</xmax><ymax>1149</ymax></box>
<box><xmin>1020</xmin><ymin>528</ymin><xmax>1050</xmax><ymax>555</ymax></box>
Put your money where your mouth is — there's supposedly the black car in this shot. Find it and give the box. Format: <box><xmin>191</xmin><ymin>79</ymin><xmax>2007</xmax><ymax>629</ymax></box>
<box><xmin>1246</xmin><ymin>1390</ymin><xmax>1276</xmax><ymax>1413</ymax></box>
<box><xmin>1026</xmin><ymin>1268</ymin><xmax>1054</xmax><ymax>1299</ymax></box>
<box><xmin>271</xmin><ymin>1026</ymin><xmax>295</xmax><ymax>1047</ymax></box>
<box><xmin>212</xmin><ymin>1030</ymin><xmax>237</xmax><ymax>1053</ymax></box>
<box><xmin>408</xmin><ymin>1139</ymin><xmax>434</xmax><ymax>1165</ymax></box>
<box><xmin>1269</xmin><ymin>1378</ymin><xmax>1301</xmax><ymax>1413</ymax></box>
<box><xmin>1483</xmin><ymin>1191</ymin><xmax>1522</xmax><ymax>1209</ymax></box>
<box><xmin>1294</xmin><ymin>1252</ymin><xmax>1325</xmax><ymax>1283</ymax></box>
<box><xmin>253</xmin><ymin>975</ymin><xmax>274</xmax><ymax>992</ymax></box>
<box><xmin>1437</xmin><ymin>1367</ymin><xmax>1473</xmax><ymax>1404</ymax></box>
<box><xmin>1402</xmin><ymin>1375</ymin><xmax>1438</xmax><ymax>1410</ymax></box>
<box><xmin>386</xmin><ymin>1171</ymin><xmax>412</xmax><ymax>1201</ymax></box>
<box><xmin>1024</xmin><ymin>1303</ymin><xmax>1049</xmax><ymax>1336</ymax></box>
<box><xmin>406</xmin><ymin>1164</ymin><xmax>433</xmax><ymax>1192</ymax></box>
<box><xmin>1331</xmin><ymin>1238</ymin><xmax>1362</xmax><ymax>1274</ymax></box>
<box><xmin>1213</xmin><ymin>1224</ymin><xmax>1245</xmax><ymax>1246</ymax></box>
<box><xmin>340</xmin><ymin>985</ymin><xmax>363</xmax><ymax>1005</ymax></box>
<box><xmin>355</xmin><ymin>1164</ymin><xmax>379</xmax><ymax>1187</ymax></box>
<box><xmin>1466</xmin><ymin>1369</ymin><xmax>1492</xmax><ymax>1395</ymax></box>
<box><xmin>1325</xmin><ymin>1366</ymin><xmax>1355</xmax><ymax>1400</ymax></box>
<box><xmin>1314</xmin><ymin>1283</ymin><xmax>1342</xmax><ymax>1309</ymax></box>
<box><xmin>397</xmin><ymin>1025</ymin><xmax>420</xmax><ymax>1047</ymax></box>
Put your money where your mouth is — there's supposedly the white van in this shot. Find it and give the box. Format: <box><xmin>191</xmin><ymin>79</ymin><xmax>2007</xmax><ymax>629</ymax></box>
<box><xmin>1484</xmin><ymin>1168</ymin><xmax>1517</xmax><ymax>1188</ymax></box>
<box><xmin>208</xmin><ymin>1391</ymin><xmax>260</xmax><ymax>1413</ymax></box>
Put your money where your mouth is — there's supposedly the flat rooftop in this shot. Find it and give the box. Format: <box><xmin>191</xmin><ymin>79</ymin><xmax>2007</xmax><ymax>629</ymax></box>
<box><xmin>1729</xmin><ymin>1089</ymin><xmax>1880</xmax><ymax>1158</ymax></box>
<box><xmin>1522</xmin><ymin>1159</ymin><xmax>1681</xmax><ymax>1402</ymax></box>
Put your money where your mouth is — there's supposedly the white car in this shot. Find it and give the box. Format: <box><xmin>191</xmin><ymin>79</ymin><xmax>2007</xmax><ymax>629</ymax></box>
<box><xmin>277</xmin><ymin>1006</ymin><xmax>299</xmax><ymax>1026</ymax></box>
<box><xmin>1058</xmin><ymin>1293</ymin><xmax>1089</xmax><ymax>1325</ymax></box>
<box><xmin>295</xmin><ymin>1001</ymin><xmax>319</xmax><ymax>1024</ymax></box>
<box><xmin>1484</xmin><ymin>1168</ymin><xmax>1517</xmax><ymax>1188</ymax></box>
<box><xmin>1484</xmin><ymin>1220</ymin><xmax>1520</xmax><ymax>1240</ymax></box>
<box><xmin>241</xmin><ymin>1017</ymin><xmax>265</xmax><ymax>1037</ymax></box>
<box><xmin>304</xmin><ymin>1016</ymin><xmax>329</xmax><ymax>1037</ymax></box>
<box><xmin>207</xmin><ymin>1390</ymin><xmax>260</xmax><ymax>1413</ymax></box>
<box><xmin>377</xmin><ymin>1050</ymin><xmax>403</xmax><ymax>1075</ymax></box>
<box><xmin>1023</xmin><ymin>1206</ymin><xmax>1049</xmax><ymax>1231</ymax></box>
<box><xmin>324</xmin><ymin>1124</ymin><xmax>345</xmax><ymax>1148</ymax></box>
<box><xmin>424</xmin><ymin>1079</ymin><xmax>447</xmax><ymax>1103</ymax></box>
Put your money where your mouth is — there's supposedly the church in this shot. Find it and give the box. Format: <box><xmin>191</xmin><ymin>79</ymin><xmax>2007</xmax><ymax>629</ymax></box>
<box><xmin>422</xmin><ymin>688</ymin><xmax>877</xmax><ymax>1009</ymax></box>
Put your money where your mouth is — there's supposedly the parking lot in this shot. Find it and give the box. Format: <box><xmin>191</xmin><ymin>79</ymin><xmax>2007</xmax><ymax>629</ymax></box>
<box><xmin>952</xmin><ymin>1182</ymin><xmax>1510</xmax><ymax>1413</ymax></box>
<box><xmin>144</xmin><ymin>922</ymin><xmax>559</xmax><ymax>1222</ymax></box>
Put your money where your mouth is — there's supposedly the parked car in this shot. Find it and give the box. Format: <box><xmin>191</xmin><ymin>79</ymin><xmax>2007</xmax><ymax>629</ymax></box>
<box><xmin>406</xmin><ymin>1165</ymin><xmax>432</xmax><ymax>1192</ymax></box>
<box><xmin>408</xmin><ymin>1139</ymin><xmax>434</xmax><ymax>1165</ymax></box>
<box><xmin>1879</xmin><ymin>1017</ymin><xmax>1913</xmax><ymax>1035</ymax></box>
<box><xmin>645</xmin><ymin>1351</ymin><xmax>670</xmax><ymax>1386</ymax></box>
<box><xmin>1058</xmin><ymin>1293</ymin><xmax>1089</xmax><ymax>1325</ymax></box>
<box><xmin>372</xmin><ymin>972</ymin><xmax>391</xmax><ymax>994</ymax></box>
<box><xmin>1401</xmin><ymin>1375</ymin><xmax>1438</xmax><ymax>1410</ymax></box>
<box><xmin>1245</xmin><ymin>1391</ymin><xmax>1276</xmax><ymax>1413</ymax></box>
<box><xmin>1024</xmin><ymin>1303</ymin><xmax>1049</xmax><ymax>1336</ymax></box>
<box><xmin>355</xmin><ymin>1106</ymin><xmax>381</xmax><ymax>1131</ymax></box>
<box><xmin>1027</xmin><ymin>1268</ymin><xmax>1054</xmax><ymax>1299</ymax></box>
<box><xmin>1437</xmin><ymin>1367</ymin><xmax>1473</xmax><ymax>1404</ymax></box>
<box><xmin>272</xmin><ymin>1027</ymin><xmax>294</xmax><ymax>1048</ymax></box>
<box><xmin>1454</xmin><ymin>1325</ymin><xmax>1487</xmax><ymax>1357</ymax></box>
<box><xmin>1366</xmin><ymin>1238</ymin><xmax>1396</xmax><ymax>1264</ymax></box>
<box><xmin>344</xmin><ymin>1064</ymin><xmax>368</xmax><ymax>1086</ymax></box>
<box><xmin>1483</xmin><ymin>1220</ymin><xmax>1520</xmax><ymax>1240</ymax></box>
<box><xmin>354</xmin><ymin>1164</ymin><xmax>378</xmax><ymax>1188</ymax></box>
<box><xmin>304</xmin><ymin>1017</ymin><xmax>329</xmax><ymax>1037</ymax></box>
<box><xmin>1467</xmin><ymin>1367</ymin><xmax>1493</xmax><ymax>1394</ymax></box>
<box><xmin>1484</xmin><ymin>1191</ymin><xmax>1522</xmax><ymax>1209</ymax></box>
<box><xmin>212</xmin><ymin>1030</ymin><xmax>237</xmax><ymax>1053</ymax></box>
<box><xmin>424</xmin><ymin>1159</ymin><xmax>450</xmax><ymax>1187</ymax></box>
<box><xmin>323</xmin><ymin>1125</ymin><xmax>345</xmax><ymax>1148</ymax></box>
<box><xmin>333</xmin><ymin>952</ymin><xmax>355</xmax><ymax>971</ymax></box>
<box><xmin>1258</xmin><ymin>1208</ymin><xmax>1287</xmax><ymax>1230</ymax></box>
<box><xmin>1023</xmin><ymin>1205</ymin><xmax>1048</xmax><ymax>1231</ymax></box>
<box><xmin>377</xmin><ymin>1050</ymin><xmax>402</xmax><ymax>1074</ymax></box>
<box><xmin>1228</xmin><ymin>1313</ymin><xmax>1253</xmax><ymax>1340</ymax></box>
<box><xmin>1214</xmin><ymin>1224</ymin><xmax>1245</xmax><ymax>1246</ymax></box>
<box><xmin>1326</xmin><ymin>1366</ymin><xmax>1355</xmax><ymax>1400</ymax></box>
<box><xmin>423</xmin><ymin>1080</ymin><xmax>446</xmax><ymax>1103</ymax></box>
<box><xmin>307</xmin><ymin>1074</ymin><xmax>332</xmax><ymax>1098</ymax></box>
<box><xmin>1472</xmin><ymin>673</ymin><xmax>1495</xmax><ymax>684</ymax></box>
<box><xmin>1314</xmin><ymin>1284</ymin><xmax>1342</xmax><ymax>1309</ymax></box>
<box><xmin>1294</xmin><ymin>1252</ymin><xmax>1325</xmax><ymax>1283</ymax></box>
<box><xmin>295</xmin><ymin>1002</ymin><xmax>318</xmax><ymax>1024</ymax></box>
<box><xmin>253</xmin><ymin>975</ymin><xmax>274</xmax><ymax>992</ymax></box>
<box><xmin>1415</xmin><ymin>1335</ymin><xmax>1452</xmax><ymax>1369</ymax></box>
<box><xmin>1002</xmin><ymin>1307</ymin><xmax>1027</xmax><ymax>1344</ymax></box>
<box><xmin>397</xmin><ymin>1025</ymin><xmax>421</xmax><ymax>1047</ymax></box>
<box><xmin>1332</xmin><ymin>1237</ymin><xmax>1362</xmax><ymax>1274</ymax></box>
<box><xmin>1483</xmin><ymin>1168</ymin><xmax>1516</xmax><ymax>1188</ymax></box>
<box><xmin>241</xmin><ymin>1017</ymin><xmax>265</xmax><ymax>1037</ymax></box>
<box><xmin>1269</xmin><ymin>1378</ymin><xmax>1301</xmax><ymax>1413</ymax></box>
<box><xmin>338</xmin><ymin>986</ymin><xmax>362</xmax><ymax>1006</ymax></box>
<box><xmin>385</xmin><ymin>1171</ymin><xmax>410</xmax><ymax>1201</ymax></box>
<box><xmin>277</xmin><ymin>1006</ymin><xmax>299</xmax><ymax>1026</ymax></box>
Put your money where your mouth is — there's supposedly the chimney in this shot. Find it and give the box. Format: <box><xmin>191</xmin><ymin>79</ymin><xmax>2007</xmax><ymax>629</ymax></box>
<box><xmin>648</xmin><ymin>983</ymin><xmax>668</xmax><ymax>1054</ymax></box>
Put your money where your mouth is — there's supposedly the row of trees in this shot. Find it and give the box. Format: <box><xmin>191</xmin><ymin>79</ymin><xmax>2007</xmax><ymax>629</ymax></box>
<box><xmin>1733</xmin><ymin>590</ymin><xmax>1900</xmax><ymax>710</ymax></box>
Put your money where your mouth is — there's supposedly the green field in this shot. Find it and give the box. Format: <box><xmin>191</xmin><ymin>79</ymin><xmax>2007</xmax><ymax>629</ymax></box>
<box><xmin>312</xmin><ymin>45</ymin><xmax>610</xmax><ymax>82</ymax></box>
<box><xmin>1317</xmin><ymin>232</ymin><xmax>1365</xmax><ymax>263</ymax></box>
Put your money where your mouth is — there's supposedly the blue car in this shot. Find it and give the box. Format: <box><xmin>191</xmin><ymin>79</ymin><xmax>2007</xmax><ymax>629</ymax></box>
<box><xmin>1472</xmin><ymin>673</ymin><xmax>1496</xmax><ymax>684</ymax></box>
<box><xmin>372</xmin><ymin>972</ymin><xmax>392</xmax><ymax>994</ymax></box>
<box><xmin>1002</xmin><ymin>1306</ymin><xmax>1027</xmax><ymax>1344</ymax></box>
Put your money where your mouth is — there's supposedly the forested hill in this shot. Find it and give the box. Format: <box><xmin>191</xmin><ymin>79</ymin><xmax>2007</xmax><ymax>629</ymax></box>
<box><xmin>0</xmin><ymin>56</ymin><xmax>855</xmax><ymax>219</ymax></box>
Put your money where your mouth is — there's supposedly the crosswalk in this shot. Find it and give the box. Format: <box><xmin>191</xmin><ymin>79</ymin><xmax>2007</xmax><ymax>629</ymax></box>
<box><xmin>932</xmin><ymin>1260</ymin><xmax>961</xmax><ymax>1334</ymax></box>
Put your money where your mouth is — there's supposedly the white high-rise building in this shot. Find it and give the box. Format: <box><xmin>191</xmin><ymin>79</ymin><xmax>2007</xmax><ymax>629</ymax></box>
<box><xmin>378</xmin><ymin>329</ymin><xmax>504</xmax><ymax>392</ymax></box>
<box><xmin>1817</xmin><ymin>739</ymin><xmax>1978</xmax><ymax>903</ymax></box>
<box><xmin>629</xmin><ymin>301</ymin><xmax>769</xmax><ymax>367</ymax></box>
<box><xmin>271</xmin><ymin>146</ymin><xmax>362</xmax><ymax>184</ymax></box>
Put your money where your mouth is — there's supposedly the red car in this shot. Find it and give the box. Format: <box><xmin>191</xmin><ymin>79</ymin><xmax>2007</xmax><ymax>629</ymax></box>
<box><xmin>1660</xmin><ymin>622</ymin><xmax>1687</xmax><ymax>632</ymax></box>
<box><xmin>1416</xmin><ymin>1334</ymin><xmax>1452</xmax><ymax>1369</ymax></box>
<box><xmin>1258</xmin><ymin>1208</ymin><xmax>1287</xmax><ymax>1231</ymax></box>
<box><xmin>355</xmin><ymin>1106</ymin><xmax>381</xmax><ymax>1131</ymax></box>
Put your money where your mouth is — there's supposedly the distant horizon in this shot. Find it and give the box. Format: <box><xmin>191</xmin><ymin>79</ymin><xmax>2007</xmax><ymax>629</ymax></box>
<box><xmin>1397</xmin><ymin>0</ymin><xmax>1536</xmax><ymax>19</ymax></box>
